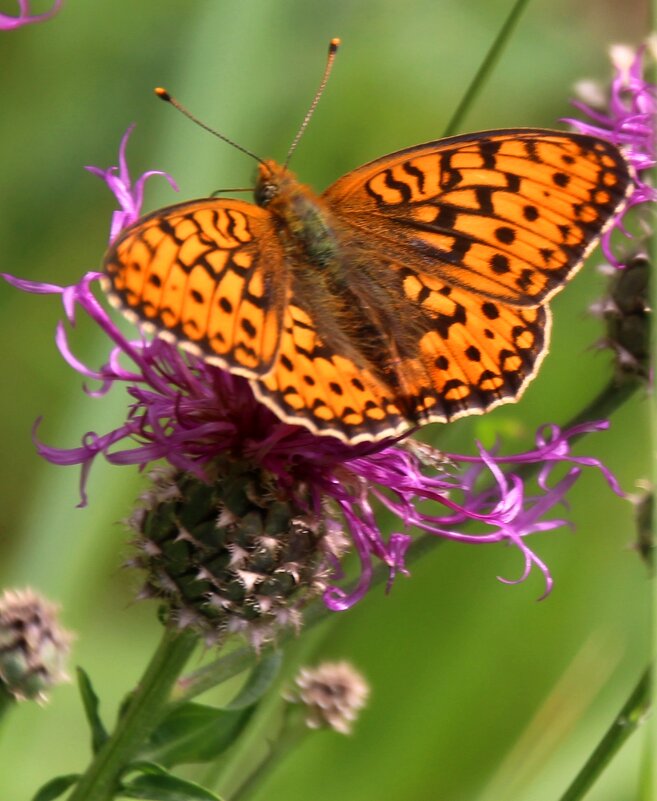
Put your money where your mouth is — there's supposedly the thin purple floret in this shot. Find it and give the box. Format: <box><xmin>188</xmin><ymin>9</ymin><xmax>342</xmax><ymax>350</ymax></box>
<box><xmin>564</xmin><ymin>46</ymin><xmax>656</xmax><ymax>267</ymax></box>
<box><xmin>85</xmin><ymin>125</ymin><xmax>178</xmax><ymax>243</ymax></box>
<box><xmin>0</xmin><ymin>0</ymin><xmax>62</xmax><ymax>29</ymax></box>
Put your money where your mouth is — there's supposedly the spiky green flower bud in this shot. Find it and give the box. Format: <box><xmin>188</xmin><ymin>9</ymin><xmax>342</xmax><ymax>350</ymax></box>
<box><xmin>593</xmin><ymin>253</ymin><xmax>650</xmax><ymax>381</ymax></box>
<box><xmin>127</xmin><ymin>460</ymin><xmax>347</xmax><ymax>649</ymax></box>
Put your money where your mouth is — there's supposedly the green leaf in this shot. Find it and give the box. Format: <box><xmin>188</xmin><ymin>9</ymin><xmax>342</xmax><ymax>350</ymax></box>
<box><xmin>125</xmin><ymin>761</ymin><xmax>170</xmax><ymax>776</ymax></box>
<box><xmin>120</xmin><ymin>772</ymin><xmax>225</xmax><ymax>801</ymax></box>
<box><xmin>30</xmin><ymin>774</ymin><xmax>80</xmax><ymax>801</ymax></box>
<box><xmin>223</xmin><ymin>650</ymin><xmax>282</xmax><ymax>710</ymax></box>
<box><xmin>138</xmin><ymin>703</ymin><xmax>254</xmax><ymax>767</ymax></box>
<box><xmin>77</xmin><ymin>667</ymin><xmax>109</xmax><ymax>753</ymax></box>
<box><xmin>137</xmin><ymin>654</ymin><xmax>281</xmax><ymax>767</ymax></box>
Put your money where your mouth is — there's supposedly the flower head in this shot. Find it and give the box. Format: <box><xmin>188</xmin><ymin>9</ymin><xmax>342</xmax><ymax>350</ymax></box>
<box><xmin>591</xmin><ymin>253</ymin><xmax>651</xmax><ymax>380</ymax></box>
<box><xmin>4</xmin><ymin>263</ymin><xmax>622</xmax><ymax>616</ymax></box>
<box><xmin>0</xmin><ymin>0</ymin><xmax>62</xmax><ymax>30</ymax></box>
<box><xmin>564</xmin><ymin>44</ymin><xmax>656</xmax><ymax>266</ymax></box>
<box><xmin>126</xmin><ymin>462</ymin><xmax>350</xmax><ymax>649</ymax></box>
<box><xmin>567</xmin><ymin>45</ymin><xmax>654</xmax><ymax>383</ymax></box>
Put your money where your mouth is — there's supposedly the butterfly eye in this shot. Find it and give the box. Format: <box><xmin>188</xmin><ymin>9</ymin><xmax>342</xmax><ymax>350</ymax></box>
<box><xmin>255</xmin><ymin>180</ymin><xmax>279</xmax><ymax>207</ymax></box>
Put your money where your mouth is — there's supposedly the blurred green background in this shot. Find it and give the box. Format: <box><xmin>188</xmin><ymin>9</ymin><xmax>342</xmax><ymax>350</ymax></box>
<box><xmin>0</xmin><ymin>0</ymin><xmax>651</xmax><ymax>799</ymax></box>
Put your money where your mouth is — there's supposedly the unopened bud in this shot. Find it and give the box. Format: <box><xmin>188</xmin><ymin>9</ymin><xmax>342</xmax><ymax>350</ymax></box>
<box><xmin>0</xmin><ymin>589</ymin><xmax>72</xmax><ymax>702</ymax></box>
<box><xmin>127</xmin><ymin>460</ymin><xmax>347</xmax><ymax>650</ymax></box>
<box><xmin>284</xmin><ymin>661</ymin><xmax>370</xmax><ymax>734</ymax></box>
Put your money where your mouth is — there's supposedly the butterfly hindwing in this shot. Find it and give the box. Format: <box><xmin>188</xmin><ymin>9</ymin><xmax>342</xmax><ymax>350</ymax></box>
<box><xmin>251</xmin><ymin>259</ymin><xmax>550</xmax><ymax>440</ymax></box>
<box><xmin>252</xmin><ymin>296</ymin><xmax>408</xmax><ymax>442</ymax></box>
<box><xmin>399</xmin><ymin>276</ymin><xmax>550</xmax><ymax>422</ymax></box>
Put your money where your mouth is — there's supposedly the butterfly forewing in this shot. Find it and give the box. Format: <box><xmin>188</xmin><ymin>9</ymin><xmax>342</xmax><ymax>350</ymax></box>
<box><xmin>324</xmin><ymin>129</ymin><xmax>632</xmax><ymax>305</ymax></box>
<box><xmin>103</xmin><ymin>198</ymin><xmax>288</xmax><ymax>376</ymax></box>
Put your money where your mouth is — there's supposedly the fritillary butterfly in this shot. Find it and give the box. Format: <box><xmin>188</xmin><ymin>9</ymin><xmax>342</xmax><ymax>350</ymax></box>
<box><xmin>102</xmin><ymin>91</ymin><xmax>632</xmax><ymax>444</ymax></box>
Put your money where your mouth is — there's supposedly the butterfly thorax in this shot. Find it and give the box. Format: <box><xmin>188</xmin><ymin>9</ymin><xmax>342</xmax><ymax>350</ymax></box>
<box><xmin>255</xmin><ymin>160</ymin><xmax>340</xmax><ymax>269</ymax></box>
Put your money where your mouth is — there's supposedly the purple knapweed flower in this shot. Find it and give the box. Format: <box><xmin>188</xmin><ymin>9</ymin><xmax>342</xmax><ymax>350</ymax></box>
<box><xmin>564</xmin><ymin>43</ymin><xmax>656</xmax><ymax>266</ymax></box>
<box><xmin>3</xmin><ymin>128</ymin><xmax>623</xmax><ymax>612</ymax></box>
<box><xmin>0</xmin><ymin>0</ymin><xmax>62</xmax><ymax>29</ymax></box>
<box><xmin>85</xmin><ymin>125</ymin><xmax>179</xmax><ymax>243</ymax></box>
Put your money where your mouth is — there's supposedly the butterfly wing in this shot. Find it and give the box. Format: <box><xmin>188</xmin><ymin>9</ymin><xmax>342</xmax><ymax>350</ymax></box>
<box><xmin>103</xmin><ymin>194</ymin><xmax>411</xmax><ymax>442</ymax></box>
<box><xmin>312</xmin><ymin>129</ymin><xmax>632</xmax><ymax>429</ymax></box>
<box><xmin>250</xmin><ymin>294</ymin><xmax>409</xmax><ymax>441</ymax></box>
<box><xmin>365</xmin><ymin>264</ymin><xmax>551</xmax><ymax>424</ymax></box>
<box><xmin>102</xmin><ymin>198</ymin><xmax>288</xmax><ymax>376</ymax></box>
<box><xmin>323</xmin><ymin>129</ymin><xmax>632</xmax><ymax>305</ymax></box>
<box><xmin>248</xmin><ymin>275</ymin><xmax>549</xmax><ymax>442</ymax></box>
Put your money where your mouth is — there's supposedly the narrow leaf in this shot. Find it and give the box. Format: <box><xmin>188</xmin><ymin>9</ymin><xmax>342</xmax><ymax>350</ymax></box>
<box><xmin>223</xmin><ymin>650</ymin><xmax>282</xmax><ymax>710</ymax></box>
<box><xmin>31</xmin><ymin>774</ymin><xmax>80</xmax><ymax>801</ymax></box>
<box><xmin>124</xmin><ymin>760</ymin><xmax>169</xmax><ymax>776</ymax></box>
<box><xmin>121</xmin><ymin>772</ymin><xmax>225</xmax><ymax>801</ymax></box>
<box><xmin>76</xmin><ymin>667</ymin><xmax>109</xmax><ymax>753</ymax></box>
<box><xmin>138</xmin><ymin>702</ymin><xmax>253</xmax><ymax>767</ymax></box>
<box><xmin>136</xmin><ymin>652</ymin><xmax>281</xmax><ymax>767</ymax></box>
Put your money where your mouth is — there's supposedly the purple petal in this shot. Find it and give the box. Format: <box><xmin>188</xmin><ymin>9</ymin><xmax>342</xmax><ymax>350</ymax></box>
<box><xmin>0</xmin><ymin>0</ymin><xmax>62</xmax><ymax>29</ymax></box>
<box><xmin>86</xmin><ymin>125</ymin><xmax>178</xmax><ymax>242</ymax></box>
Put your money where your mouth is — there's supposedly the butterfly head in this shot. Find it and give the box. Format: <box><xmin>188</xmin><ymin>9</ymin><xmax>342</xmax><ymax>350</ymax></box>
<box><xmin>254</xmin><ymin>159</ymin><xmax>296</xmax><ymax>208</ymax></box>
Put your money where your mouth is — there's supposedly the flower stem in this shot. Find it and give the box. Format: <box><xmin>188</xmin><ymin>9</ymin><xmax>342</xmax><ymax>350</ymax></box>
<box><xmin>512</xmin><ymin>378</ymin><xmax>640</xmax><ymax>486</ymax></box>
<box><xmin>557</xmin><ymin>666</ymin><xmax>651</xmax><ymax>801</ymax></box>
<box><xmin>67</xmin><ymin>626</ymin><xmax>198</xmax><ymax>801</ymax></box>
<box><xmin>442</xmin><ymin>0</ymin><xmax>531</xmax><ymax>137</ymax></box>
<box><xmin>561</xmin><ymin>378</ymin><xmax>640</xmax><ymax>434</ymax></box>
<box><xmin>229</xmin><ymin>723</ymin><xmax>304</xmax><ymax>801</ymax></box>
<box><xmin>0</xmin><ymin>686</ymin><xmax>14</xmax><ymax>722</ymax></box>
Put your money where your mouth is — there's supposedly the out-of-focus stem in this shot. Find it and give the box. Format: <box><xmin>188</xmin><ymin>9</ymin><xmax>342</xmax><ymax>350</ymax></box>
<box><xmin>557</xmin><ymin>667</ymin><xmax>650</xmax><ymax>801</ymax></box>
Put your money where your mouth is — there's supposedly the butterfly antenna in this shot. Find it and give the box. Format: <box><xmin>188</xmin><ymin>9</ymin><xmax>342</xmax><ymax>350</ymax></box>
<box><xmin>284</xmin><ymin>37</ymin><xmax>340</xmax><ymax>168</ymax></box>
<box><xmin>154</xmin><ymin>87</ymin><xmax>267</xmax><ymax>167</ymax></box>
<box><xmin>210</xmin><ymin>187</ymin><xmax>252</xmax><ymax>197</ymax></box>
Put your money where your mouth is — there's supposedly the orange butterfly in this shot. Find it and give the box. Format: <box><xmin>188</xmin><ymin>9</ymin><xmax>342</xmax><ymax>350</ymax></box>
<box><xmin>102</xmin><ymin>51</ymin><xmax>632</xmax><ymax>445</ymax></box>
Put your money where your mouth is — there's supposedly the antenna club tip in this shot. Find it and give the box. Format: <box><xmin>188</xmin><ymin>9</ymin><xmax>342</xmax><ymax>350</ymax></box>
<box><xmin>154</xmin><ymin>87</ymin><xmax>171</xmax><ymax>101</ymax></box>
<box><xmin>329</xmin><ymin>37</ymin><xmax>341</xmax><ymax>52</ymax></box>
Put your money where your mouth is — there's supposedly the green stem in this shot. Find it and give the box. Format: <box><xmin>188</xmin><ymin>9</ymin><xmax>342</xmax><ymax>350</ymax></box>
<box><xmin>557</xmin><ymin>667</ymin><xmax>651</xmax><ymax>801</ymax></box>
<box><xmin>560</xmin><ymin>378</ymin><xmax>640</xmax><ymax>433</ymax></box>
<box><xmin>0</xmin><ymin>686</ymin><xmax>15</xmax><ymax>723</ymax></box>
<box><xmin>67</xmin><ymin>627</ymin><xmax>198</xmax><ymax>801</ymax></box>
<box><xmin>442</xmin><ymin>0</ymin><xmax>531</xmax><ymax>137</ymax></box>
<box><xmin>515</xmin><ymin>378</ymin><xmax>641</xmax><ymax>486</ymax></box>
<box><xmin>229</xmin><ymin>715</ymin><xmax>305</xmax><ymax>801</ymax></box>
